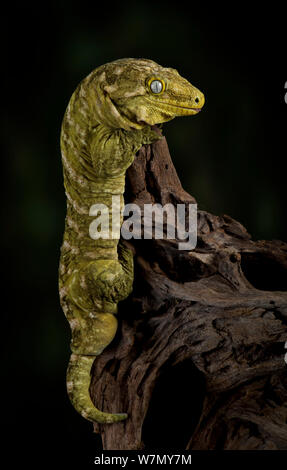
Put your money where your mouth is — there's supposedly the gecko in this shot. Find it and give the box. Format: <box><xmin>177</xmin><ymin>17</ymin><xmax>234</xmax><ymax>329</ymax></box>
<box><xmin>59</xmin><ymin>58</ymin><xmax>205</xmax><ymax>424</ymax></box>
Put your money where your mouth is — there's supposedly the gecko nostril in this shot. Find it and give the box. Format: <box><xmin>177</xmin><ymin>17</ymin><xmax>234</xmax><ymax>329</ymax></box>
<box><xmin>195</xmin><ymin>97</ymin><xmax>200</xmax><ymax>104</ymax></box>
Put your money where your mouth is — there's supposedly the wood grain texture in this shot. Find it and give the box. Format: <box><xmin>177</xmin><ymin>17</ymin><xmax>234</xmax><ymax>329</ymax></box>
<box><xmin>90</xmin><ymin>127</ymin><xmax>287</xmax><ymax>450</ymax></box>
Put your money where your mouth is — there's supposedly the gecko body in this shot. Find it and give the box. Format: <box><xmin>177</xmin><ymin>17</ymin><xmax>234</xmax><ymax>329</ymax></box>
<box><xmin>59</xmin><ymin>58</ymin><xmax>204</xmax><ymax>423</ymax></box>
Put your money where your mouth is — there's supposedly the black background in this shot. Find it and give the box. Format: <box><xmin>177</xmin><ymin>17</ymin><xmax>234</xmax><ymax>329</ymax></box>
<box><xmin>2</xmin><ymin>3</ymin><xmax>287</xmax><ymax>465</ymax></box>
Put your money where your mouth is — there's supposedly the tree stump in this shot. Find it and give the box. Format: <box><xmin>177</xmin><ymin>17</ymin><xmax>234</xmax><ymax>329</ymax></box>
<box><xmin>91</xmin><ymin>127</ymin><xmax>287</xmax><ymax>450</ymax></box>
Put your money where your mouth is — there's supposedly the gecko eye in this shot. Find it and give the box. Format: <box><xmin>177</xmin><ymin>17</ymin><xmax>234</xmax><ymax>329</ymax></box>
<box><xmin>148</xmin><ymin>78</ymin><xmax>165</xmax><ymax>94</ymax></box>
<box><xmin>150</xmin><ymin>80</ymin><xmax>163</xmax><ymax>93</ymax></box>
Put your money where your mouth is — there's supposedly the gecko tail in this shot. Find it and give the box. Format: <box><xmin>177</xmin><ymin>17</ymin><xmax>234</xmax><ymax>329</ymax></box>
<box><xmin>66</xmin><ymin>354</ymin><xmax>128</xmax><ymax>424</ymax></box>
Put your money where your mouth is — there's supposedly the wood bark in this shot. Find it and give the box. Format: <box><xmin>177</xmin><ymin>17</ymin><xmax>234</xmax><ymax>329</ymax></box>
<box><xmin>91</xmin><ymin>127</ymin><xmax>287</xmax><ymax>450</ymax></box>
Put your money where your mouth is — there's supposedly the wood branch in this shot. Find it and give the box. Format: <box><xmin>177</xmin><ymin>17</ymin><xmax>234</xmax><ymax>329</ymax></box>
<box><xmin>90</xmin><ymin>126</ymin><xmax>287</xmax><ymax>450</ymax></box>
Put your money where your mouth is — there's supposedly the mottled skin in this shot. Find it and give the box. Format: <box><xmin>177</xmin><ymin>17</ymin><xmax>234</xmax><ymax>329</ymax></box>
<box><xmin>59</xmin><ymin>58</ymin><xmax>205</xmax><ymax>423</ymax></box>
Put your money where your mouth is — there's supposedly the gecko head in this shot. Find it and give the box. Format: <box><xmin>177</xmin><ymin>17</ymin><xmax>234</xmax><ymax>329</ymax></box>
<box><xmin>90</xmin><ymin>58</ymin><xmax>205</xmax><ymax>130</ymax></box>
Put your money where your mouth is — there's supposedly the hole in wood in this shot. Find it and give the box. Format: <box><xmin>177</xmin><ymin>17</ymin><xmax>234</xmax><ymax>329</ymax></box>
<box><xmin>142</xmin><ymin>359</ymin><xmax>205</xmax><ymax>449</ymax></box>
<box><xmin>241</xmin><ymin>252</ymin><xmax>287</xmax><ymax>291</ymax></box>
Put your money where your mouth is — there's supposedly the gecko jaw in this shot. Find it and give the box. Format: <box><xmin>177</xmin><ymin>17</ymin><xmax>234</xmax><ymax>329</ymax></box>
<box><xmin>144</xmin><ymin>96</ymin><xmax>203</xmax><ymax>116</ymax></box>
<box><xmin>155</xmin><ymin>100</ymin><xmax>202</xmax><ymax>112</ymax></box>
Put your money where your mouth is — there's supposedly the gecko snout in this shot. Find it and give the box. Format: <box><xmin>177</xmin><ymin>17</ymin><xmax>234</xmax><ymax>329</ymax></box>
<box><xmin>193</xmin><ymin>92</ymin><xmax>205</xmax><ymax>110</ymax></box>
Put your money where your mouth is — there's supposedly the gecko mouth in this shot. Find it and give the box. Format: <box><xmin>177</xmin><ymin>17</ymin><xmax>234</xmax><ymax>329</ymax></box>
<box><xmin>156</xmin><ymin>100</ymin><xmax>202</xmax><ymax>112</ymax></box>
<box><xmin>146</xmin><ymin>96</ymin><xmax>202</xmax><ymax>114</ymax></box>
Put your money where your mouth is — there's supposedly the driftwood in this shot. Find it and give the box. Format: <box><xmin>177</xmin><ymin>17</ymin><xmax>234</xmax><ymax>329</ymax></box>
<box><xmin>91</xmin><ymin>127</ymin><xmax>287</xmax><ymax>450</ymax></box>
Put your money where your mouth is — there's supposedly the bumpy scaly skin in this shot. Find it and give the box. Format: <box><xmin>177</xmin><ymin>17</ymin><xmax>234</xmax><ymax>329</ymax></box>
<box><xmin>59</xmin><ymin>58</ymin><xmax>205</xmax><ymax>423</ymax></box>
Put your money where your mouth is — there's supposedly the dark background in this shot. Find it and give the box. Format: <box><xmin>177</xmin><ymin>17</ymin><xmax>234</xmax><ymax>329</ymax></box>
<box><xmin>2</xmin><ymin>4</ymin><xmax>286</xmax><ymax>463</ymax></box>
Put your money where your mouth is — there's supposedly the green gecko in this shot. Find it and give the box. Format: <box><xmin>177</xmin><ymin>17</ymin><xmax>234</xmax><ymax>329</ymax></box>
<box><xmin>59</xmin><ymin>58</ymin><xmax>205</xmax><ymax>424</ymax></box>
